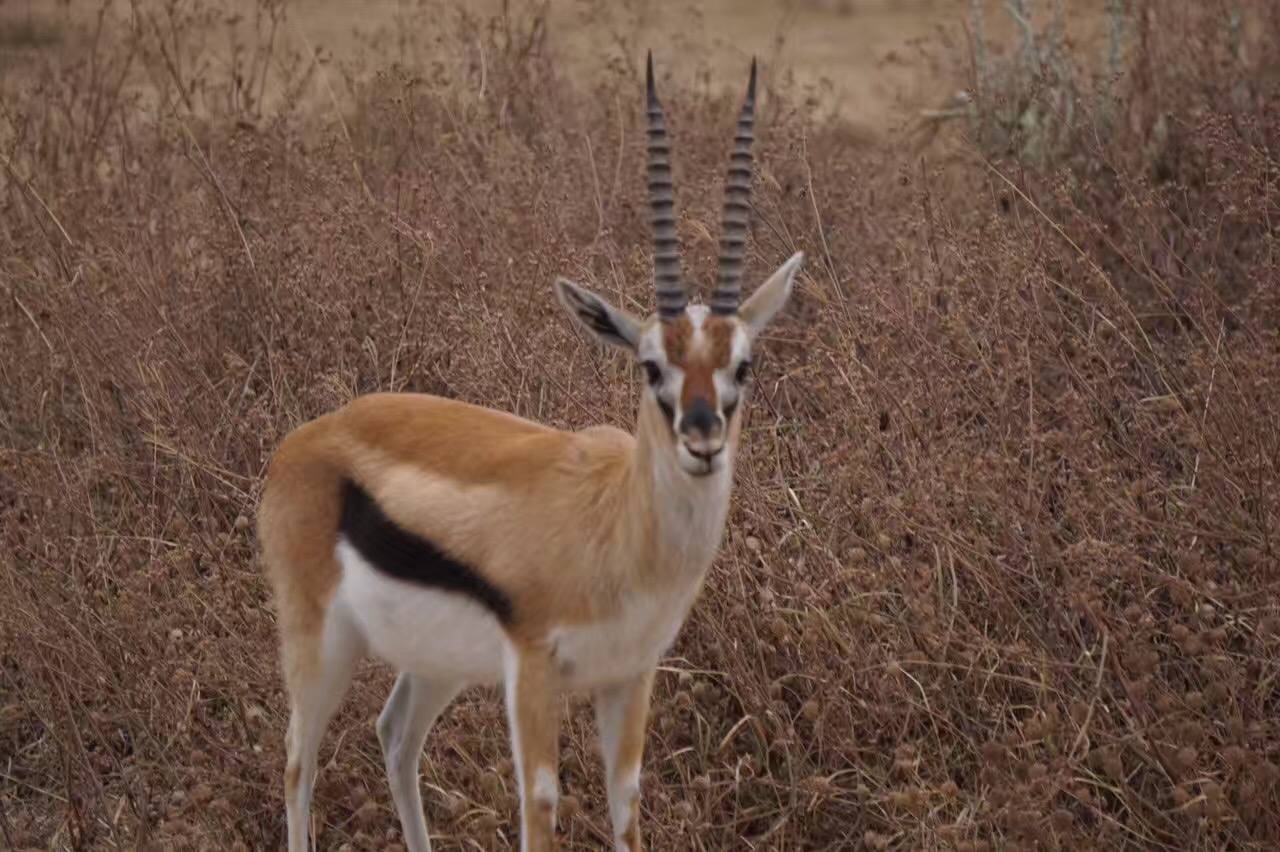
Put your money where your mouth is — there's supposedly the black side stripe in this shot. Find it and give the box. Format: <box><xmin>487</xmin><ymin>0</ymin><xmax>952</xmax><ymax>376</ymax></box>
<box><xmin>339</xmin><ymin>480</ymin><xmax>515</xmax><ymax>625</ymax></box>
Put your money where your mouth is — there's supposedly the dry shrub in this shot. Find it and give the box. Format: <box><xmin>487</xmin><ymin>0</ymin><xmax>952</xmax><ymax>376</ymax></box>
<box><xmin>3</xmin><ymin>1</ymin><xmax>1280</xmax><ymax>849</ymax></box>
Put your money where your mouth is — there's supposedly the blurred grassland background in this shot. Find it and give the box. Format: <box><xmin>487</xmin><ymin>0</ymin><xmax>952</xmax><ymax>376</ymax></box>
<box><xmin>3</xmin><ymin>0</ymin><xmax>1280</xmax><ymax>849</ymax></box>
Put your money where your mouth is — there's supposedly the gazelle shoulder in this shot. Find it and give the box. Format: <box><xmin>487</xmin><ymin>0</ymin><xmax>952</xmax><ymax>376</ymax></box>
<box><xmin>560</xmin><ymin>424</ymin><xmax>635</xmax><ymax>473</ymax></box>
<box><xmin>574</xmin><ymin>423</ymin><xmax>633</xmax><ymax>449</ymax></box>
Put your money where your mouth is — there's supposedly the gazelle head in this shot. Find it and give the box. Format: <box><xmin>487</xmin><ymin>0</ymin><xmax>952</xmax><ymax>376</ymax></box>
<box><xmin>556</xmin><ymin>53</ymin><xmax>804</xmax><ymax>478</ymax></box>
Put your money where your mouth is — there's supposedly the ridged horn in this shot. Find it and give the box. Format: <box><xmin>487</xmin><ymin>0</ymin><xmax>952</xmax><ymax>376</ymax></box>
<box><xmin>711</xmin><ymin>57</ymin><xmax>757</xmax><ymax>316</ymax></box>
<box><xmin>646</xmin><ymin>51</ymin><xmax>685</xmax><ymax>322</ymax></box>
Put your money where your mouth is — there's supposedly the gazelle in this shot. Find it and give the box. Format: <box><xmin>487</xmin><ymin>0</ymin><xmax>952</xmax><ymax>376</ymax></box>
<box><xmin>257</xmin><ymin>53</ymin><xmax>804</xmax><ymax>852</ymax></box>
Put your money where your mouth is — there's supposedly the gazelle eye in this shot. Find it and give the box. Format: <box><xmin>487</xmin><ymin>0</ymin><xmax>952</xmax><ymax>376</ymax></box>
<box><xmin>734</xmin><ymin>360</ymin><xmax>752</xmax><ymax>384</ymax></box>
<box><xmin>642</xmin><ymin>361</ymin><xmax>663</xmax><ymax>387</ymax></box>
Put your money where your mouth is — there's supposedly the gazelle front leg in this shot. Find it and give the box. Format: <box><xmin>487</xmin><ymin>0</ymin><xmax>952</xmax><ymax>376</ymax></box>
<box><xmin>594</xmin><ymin>670</ymin><xmax>655</xmax><ymax>852</ymax></box>
<box><xmin>504</xmin><ymin>643</ymin><xmax>562</xmax><ymax>852</ymax></box>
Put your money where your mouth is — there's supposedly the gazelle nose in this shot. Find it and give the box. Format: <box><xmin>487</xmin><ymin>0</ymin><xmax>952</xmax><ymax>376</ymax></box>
<box><xmin>679</xmin><ymin>397</ymin><xmax>721</xmax><ymax>439</ymax></box>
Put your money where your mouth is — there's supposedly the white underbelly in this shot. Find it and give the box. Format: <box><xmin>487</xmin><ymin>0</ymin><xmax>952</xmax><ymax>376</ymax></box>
<box><xmin>336</xmin><ymin>540</ymin><xmax>700</xmax><ymax>691</ymax></box>
<box><xmin>335</xmin><ymin>540</ymin><xmax>507</xmax><ymax>684</ymax></box>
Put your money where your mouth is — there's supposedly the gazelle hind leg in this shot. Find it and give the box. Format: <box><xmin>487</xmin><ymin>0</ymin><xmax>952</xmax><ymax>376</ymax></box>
<box><xmin>282</xmin><ymin>609</ymin><xmax>363</xmax><ymax>852</ymax></box>
<box><xmin>377</xmin><ymin>673</ymin><xmax>463</xmax><ymax>852</ymax></box>
<box><xmin>504</xmin><ymin>645</ymin><xmax>561</xmax><ymax>852</ymax></box>
<box><xmin>594</xmin><ymin>670</ymin><xmax>655</xmax><ymax>852</ymax></box>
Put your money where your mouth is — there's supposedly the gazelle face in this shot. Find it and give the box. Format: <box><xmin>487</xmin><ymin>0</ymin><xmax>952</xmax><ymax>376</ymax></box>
<box><xmin>555</xmin><ymin>252</ymin><xmax>804</xmax><ymax>478</ymax></box>
<box><xmin>638</xmin><ymin>306</ymin><xmax>750</xmax><ymax>477</ymax></box>
<box><xmin>554</xmin><ymin>53</ymin><xmax>802</xmax><ymax>477</ymax></box>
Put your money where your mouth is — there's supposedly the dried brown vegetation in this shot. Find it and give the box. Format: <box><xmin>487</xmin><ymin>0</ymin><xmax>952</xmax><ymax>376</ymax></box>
<box><xmin>4</xmin><ymin>1</ymin><xmax>1280</xmax><ymax>849</ymax></box>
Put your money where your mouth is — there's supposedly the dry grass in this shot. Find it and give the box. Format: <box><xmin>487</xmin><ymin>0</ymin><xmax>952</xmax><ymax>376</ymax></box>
<box><xmin>3</xmin><ymin>0</ymin><xmax>1280</xmax><ymax>849</ymax></box>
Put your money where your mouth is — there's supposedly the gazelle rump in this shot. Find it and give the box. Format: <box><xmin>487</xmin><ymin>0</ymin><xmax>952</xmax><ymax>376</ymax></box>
<box><xmin>256</xmin><ymin>53</ymin><xmax>805</xmax><ymax>852</ymax></box>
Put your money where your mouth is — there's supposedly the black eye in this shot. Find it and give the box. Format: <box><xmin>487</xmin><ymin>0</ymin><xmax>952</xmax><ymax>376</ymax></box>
<box><xmin>642</xmin><ymin>361</ymin><xmax>663</xmax><ymax>387</ymax></box>
<box><xmin>734</xmin><ymin>360</ymin><xmax>752</xmax><ymax>384</ymax></box>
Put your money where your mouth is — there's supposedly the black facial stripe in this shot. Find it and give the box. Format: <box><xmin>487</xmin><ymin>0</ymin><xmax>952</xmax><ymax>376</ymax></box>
<box><xmin>339</xmin><ymin>480</ymin><xmax>514</xmax><ymax>624</ymax></box>
<box><xmin>723</xmin><ymin>397</ymin><xmax>739</xmax><ymax>422</ymax></box>
<box><xmin>656</xmin><ymin>395</ymin><xmax>676</xmax><ymax>426</ymax></box>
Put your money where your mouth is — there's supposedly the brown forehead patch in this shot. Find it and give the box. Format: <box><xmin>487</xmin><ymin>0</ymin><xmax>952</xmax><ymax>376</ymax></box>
<box><xmin>661</xmin><ymin>314</ymin><xmax>692</xmax><ymax>365</ymax></box>
<box><xmin>703</xmin><ymin>315</ymin><xmax>735</xmax><ymax>368</ymax></box>
<box><xmin>665</xmin><ymin>314</ymin><xmax>737</xmax><ymax>410</ymax></box>
<box><xmin>661</xmin><ymin>314</ymin><xmax>734</xmax><ymax>368</ymax></box>
<box><xmin>681</xmin><ymin>362</ymin><xmax>716</xmax><ymax>410</ymax></box>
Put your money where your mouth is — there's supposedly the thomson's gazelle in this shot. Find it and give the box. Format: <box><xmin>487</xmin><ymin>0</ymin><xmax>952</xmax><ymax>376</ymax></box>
<box><xmin>257</xmin><ymin>53</ymin><xmax>804</xmax><ymax>852</ymax></box>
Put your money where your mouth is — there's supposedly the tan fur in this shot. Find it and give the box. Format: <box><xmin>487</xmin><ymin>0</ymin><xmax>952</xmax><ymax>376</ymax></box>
<box><xmin>258</xmin><ymin>384</ymin><xmax>735</xmax><ymax>851</ymax></box>
<box><xmin>510</xmin><ymin>644</ymin><xmax>562</xmax><ymax>852</ymax></box>
<box><xmin>259</xmin><ymin>392</ymin><xmax>703</xmax><ymax>648</ymax></box>
<box><xmin>257</xmin><ymin>416</ymin><xmax>346</xmax><ymax>676</ymax></box>
<box><xmin>258</xmin><ymin>252</ymin><xmax>802</xmax><ymax>852</ymax></box>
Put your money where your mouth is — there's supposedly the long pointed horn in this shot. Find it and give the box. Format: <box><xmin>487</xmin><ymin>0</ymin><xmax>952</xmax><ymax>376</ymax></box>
<box><xmin>646</xmin><ymin>51</ymin><xmax>685</xmax><ymax>321</ymax></box>
<box><xmin>711</xmin><ymin>58</ymin><xmax>757</xmax><ymax>316</ymax></box>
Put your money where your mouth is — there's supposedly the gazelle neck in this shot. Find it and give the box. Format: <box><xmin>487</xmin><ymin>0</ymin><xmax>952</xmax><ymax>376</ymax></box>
<box><xmin>631</xmin><ymin>399</ymin><xmax>734</xmax><ymax>578</ymax></box>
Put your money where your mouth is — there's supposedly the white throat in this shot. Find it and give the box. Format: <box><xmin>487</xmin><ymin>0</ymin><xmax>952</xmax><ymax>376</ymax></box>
<box><xmin>649</xmin><ymin>438</ymin><xmax>732</xmax><ymax>575</ymax></box>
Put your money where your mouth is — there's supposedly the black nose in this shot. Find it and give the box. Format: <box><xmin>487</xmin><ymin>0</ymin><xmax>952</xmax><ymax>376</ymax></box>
<box><xmin>681</xmin><ymin>397</ymin><xmax>719</xmax><ymax>437</ymax></box>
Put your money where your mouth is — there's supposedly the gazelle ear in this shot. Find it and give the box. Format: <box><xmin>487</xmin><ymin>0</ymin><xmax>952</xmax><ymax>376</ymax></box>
<box><xmin>739</xmin><ymin>251</ymin><xmax>804</xmax><ymax>334</ymax></box>
<box><xmin>554</xmin><ymin>278</ymin><xmax>643</xmax><ymax>352</ymax></box>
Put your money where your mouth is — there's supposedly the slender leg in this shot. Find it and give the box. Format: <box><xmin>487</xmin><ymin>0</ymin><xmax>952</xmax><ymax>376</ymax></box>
<box><xmin>376</xmin><ymin>673</ymin><xmax>463</xmax><ymax>852</ymax></box>
<box><xmin>594</xmin><ymin>670</ymin><xmax>655</xmax><ymax>852</ymax></box>
<box><xmin>503</xmin><ymin>645</ymin><xmax>561</xmax><ymax>852</ymax></box>
<box><xmin>282</xmin><ymin>612</ymin><xmax>363</xmax><ymax>852</ymax></box>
